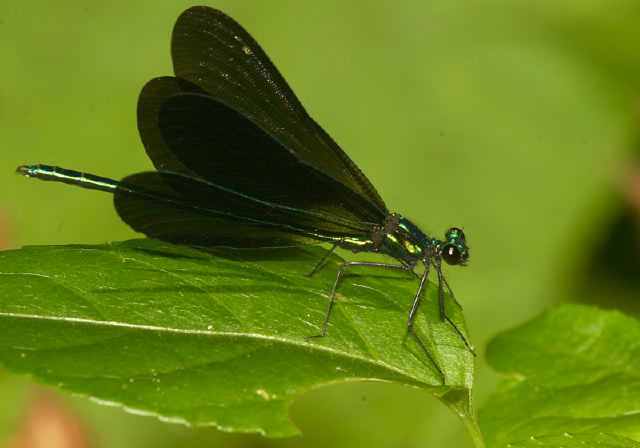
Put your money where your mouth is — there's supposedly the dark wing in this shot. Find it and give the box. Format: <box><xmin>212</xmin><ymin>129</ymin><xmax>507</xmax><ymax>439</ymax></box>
<box><xmin>136</xmin><ymin>76</ymin><xmax>203</xmax><ymax>174</ymax></box>
<box><xmin>143</xmin><ymin>84</ymin><xmax>384</xmax><ymax>225</ymax></box>
<box><xmin>163</xmin><ymin>6</ymin><xmax>387</xmax><ymax>214</ymax></box>
<box><xmin>114</xmin><ymin>171</ymin><xmax>374</xmax><ymax>249</ymax></box>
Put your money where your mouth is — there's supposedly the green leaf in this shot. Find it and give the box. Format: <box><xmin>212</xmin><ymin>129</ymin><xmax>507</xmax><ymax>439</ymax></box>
<box><xmin>480</xmin><ymin>304</ymin><xmax>640</xmax><ymax>447</ymax></box>
<box><xmin>501</xmin><ymin>433</ymin><xmax>640</xmax><ymax>448</ymax></box>
<box><xmin>0</xmin><ymin>239</ymin><xmax>474</xmax><ymax>437</ymax></box>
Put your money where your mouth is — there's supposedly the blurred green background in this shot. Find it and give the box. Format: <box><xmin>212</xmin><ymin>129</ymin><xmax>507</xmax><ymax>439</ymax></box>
<box><xmin>1</xmin><ymin>1</ymin><xmax>639</xmax><ymax>447</ymax></box>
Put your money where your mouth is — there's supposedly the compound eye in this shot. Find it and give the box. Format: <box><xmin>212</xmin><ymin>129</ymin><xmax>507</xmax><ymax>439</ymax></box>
<box><xmin>441</xmin><ymin>244</ymin><xmax>462</xmax><ymax>265</ymax></box>
<box><xmin>446</xmin><ymin>227</ymin><xmax>465</xmax><ymax>241</ymax></box>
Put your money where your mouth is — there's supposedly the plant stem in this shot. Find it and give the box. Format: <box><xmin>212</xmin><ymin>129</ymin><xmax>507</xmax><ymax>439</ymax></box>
<box><xmin>441</xmin><ymin>389</ymin><xmax>486</xmax><ymax>448</ymax></box>
<box><xmin>460</xmin><ymin>412</ymin><xmax>485</xmax><ymax>448</ymax></box>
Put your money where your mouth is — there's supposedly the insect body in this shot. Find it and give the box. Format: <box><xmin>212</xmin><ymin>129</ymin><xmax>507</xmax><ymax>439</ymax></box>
<box><xmin>18</xmin><ymin>6</ymin><xmax>472</xmax><ymax>382</ymax></box>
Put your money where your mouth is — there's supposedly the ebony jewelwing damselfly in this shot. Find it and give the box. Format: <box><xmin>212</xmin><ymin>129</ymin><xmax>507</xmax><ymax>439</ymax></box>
<box><xmin>17</xmin><ymin>6</ymin><xmax>473</xmax><ymax>382</ymax></box>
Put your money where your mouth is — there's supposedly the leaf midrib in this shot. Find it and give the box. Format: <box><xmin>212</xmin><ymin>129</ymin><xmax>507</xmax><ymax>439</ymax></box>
<box><xmin>0</xmin><ymin>310</ymin><xmax>435</xmax><ymax>386</ymax></box>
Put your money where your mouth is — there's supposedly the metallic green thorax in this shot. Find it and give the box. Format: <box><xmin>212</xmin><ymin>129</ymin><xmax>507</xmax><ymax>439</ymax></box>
<box><xmin>337</xmin><ymin>213</ymin><xmax>469</xmax><ymax>267</ymax></box>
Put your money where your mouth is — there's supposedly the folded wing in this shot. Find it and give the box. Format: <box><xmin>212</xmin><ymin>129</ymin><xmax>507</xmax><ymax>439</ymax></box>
<box><xmin>156</xmin><ymin>6</ymin><xmax>387</xmax><ymax>214</ymax></box>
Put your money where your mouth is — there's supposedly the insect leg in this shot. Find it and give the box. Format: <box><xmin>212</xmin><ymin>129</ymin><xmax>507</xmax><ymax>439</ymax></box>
<box><xmin>433</xmin><ymin>259</ymin><xmax>476</xmax><ymax>356</ymax></box>
<box><xmin>306</xmin><ymin>261</ymin><xmax>412</xmax><ymax>340</ymax></box>
<box><xmin>441</xmin><ymin>274</ymin><xmax>462</xmax><ymax>309</ymax></box>
<box><xmin>305</xmin><ymin>244</ymin><xmax>338</xmax><ymax>278</ymax></box>
<box><xmin>406</xmin><ymin>264</ymin><xmax>445</xmax><ymax>383</ymax></box>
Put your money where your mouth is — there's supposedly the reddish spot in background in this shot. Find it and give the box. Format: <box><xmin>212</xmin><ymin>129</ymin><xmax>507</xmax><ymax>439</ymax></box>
<box><xmin>5</xmin><ymin>388</ymin><xmax>92</xmax><ymax>448</ymax></box>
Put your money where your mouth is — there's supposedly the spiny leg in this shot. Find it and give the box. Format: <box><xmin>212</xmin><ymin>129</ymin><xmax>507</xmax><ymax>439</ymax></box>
<box><xmin>434</xmin><ymin>258</ymin><xmax>446</xmax><ymax>321</ymax></box>
<box><xmin>306</xmin><ymin>261</ymin><xmax>413</xmax><ymax>340</ymax></box>
<box><xmin>442</xmin><ymin>274</ymin><xmax>462</xmax><ymax>309</ymax></box>
<box><xmin>305</xmin><ymin>244</ymin><xmax>338</xmax><ymax>278</ymax></box>
<box><xmin>406</xmin><ymin>264</ymin><xmax>445</xmax><ymax>383</ymax></box>
<box><xmin>433</xmin><ymin>258</ymin><xmax>476</xmax><ymax>356</ymax></box>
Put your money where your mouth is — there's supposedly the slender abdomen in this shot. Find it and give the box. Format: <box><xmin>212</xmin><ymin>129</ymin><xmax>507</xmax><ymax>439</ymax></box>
<box><xmin>17</xmin><ymin>164</ymin><xmax>119</xmax><ymax>193</ymax></box>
